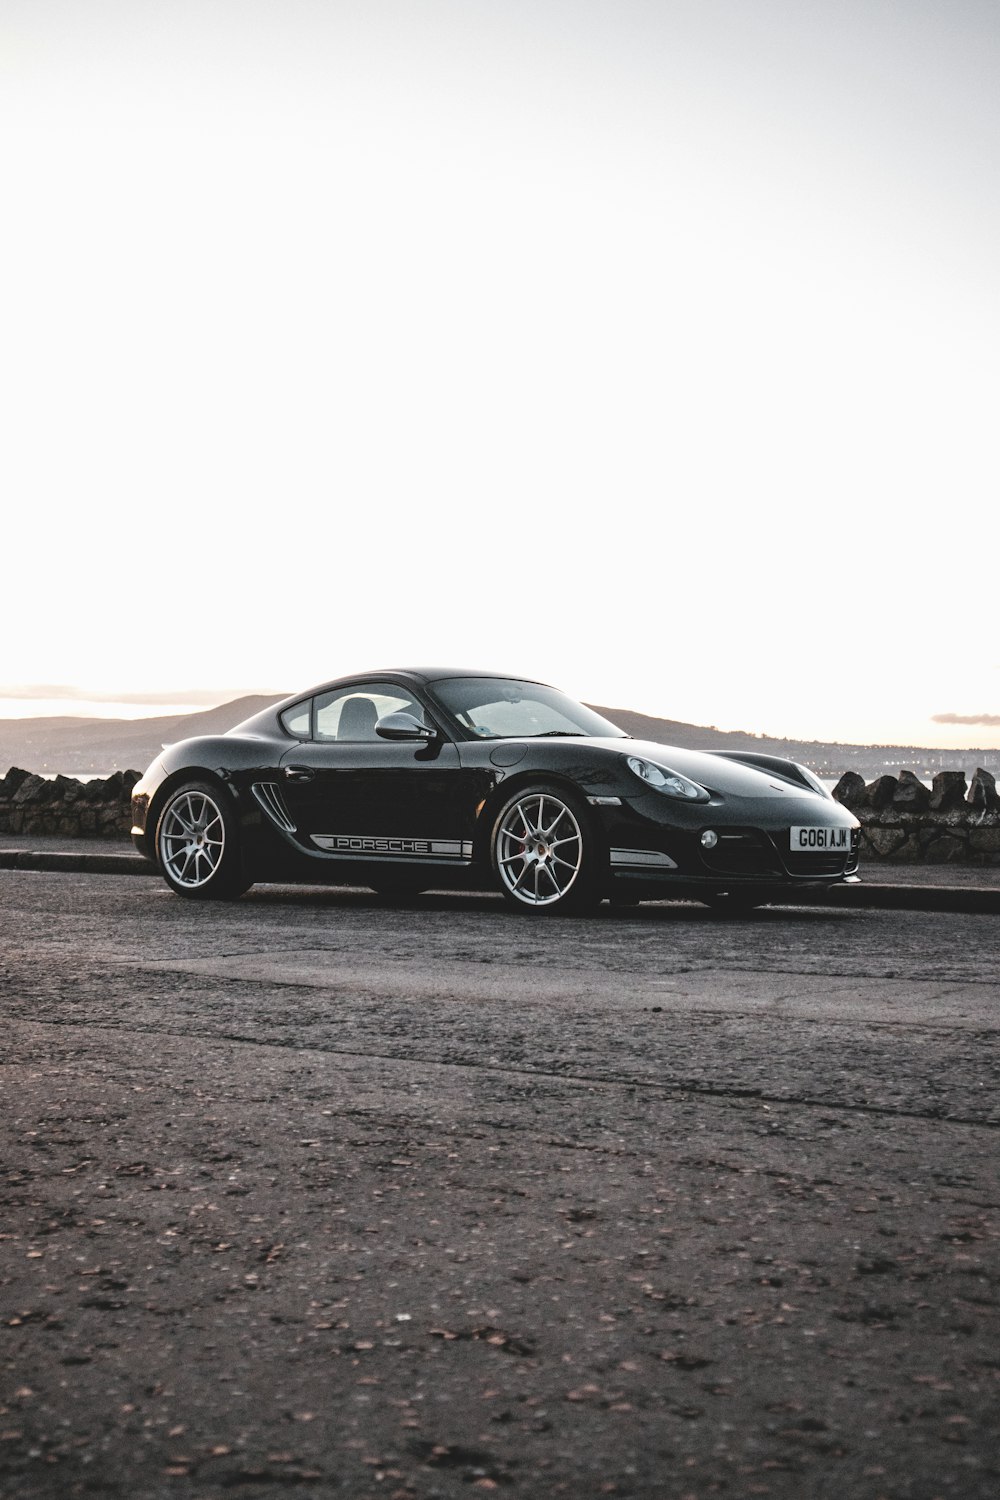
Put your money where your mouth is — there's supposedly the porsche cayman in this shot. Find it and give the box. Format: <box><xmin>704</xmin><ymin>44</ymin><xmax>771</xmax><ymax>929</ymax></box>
<box><xmin>131</xmin><ymin>668</ymin><xmax>861</xmax><ymax>912</ymax></box>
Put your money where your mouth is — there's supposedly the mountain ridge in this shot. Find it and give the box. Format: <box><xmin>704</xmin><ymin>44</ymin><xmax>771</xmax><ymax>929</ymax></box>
<box><xmin>1</xmin><ymin>696</ymin><xmax>996</xmax><ymax>783</ymax></box>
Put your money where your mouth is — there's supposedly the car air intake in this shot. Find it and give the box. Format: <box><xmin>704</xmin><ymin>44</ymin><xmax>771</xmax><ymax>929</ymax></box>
<box><xmin>251</xmin><ymin>781</ymin><xmax>297</xmax><ymax>833</ymax></box>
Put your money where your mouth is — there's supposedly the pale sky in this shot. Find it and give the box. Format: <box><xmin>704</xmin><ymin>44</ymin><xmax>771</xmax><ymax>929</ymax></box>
<box><xmin>2</xmin><ymin>0</ymin><xmax>998</xmax><ymax>748</ymax></box>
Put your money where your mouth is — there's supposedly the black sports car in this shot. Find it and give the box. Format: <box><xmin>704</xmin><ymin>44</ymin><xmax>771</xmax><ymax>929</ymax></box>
<box><xmin>131</xmin><ymin>668</ymin><xmax>861</xmax><ymax>912</ymax></box>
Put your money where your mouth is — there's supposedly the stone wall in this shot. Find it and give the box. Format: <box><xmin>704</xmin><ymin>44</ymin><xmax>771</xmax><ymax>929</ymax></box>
<box><xmin>0</xmin><ymin>768</ymin><xmax>140</xmax><ymax>841</ymax></box>
<box><xmin>3</xmin><ymin>763</ymin><xmax>999</xmax><ymax>864</ymax></box>
<box><xmin>833</xmin><ymin>768</ymin><xmax>1000</xmax><ymax>864</ymax></box>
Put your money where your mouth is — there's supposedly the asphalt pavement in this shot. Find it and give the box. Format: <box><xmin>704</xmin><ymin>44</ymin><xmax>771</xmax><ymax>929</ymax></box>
<box><xmin>2</xmin><ymin>865</ymin><xmax>998</xmax><ymax>1499</ymax></box>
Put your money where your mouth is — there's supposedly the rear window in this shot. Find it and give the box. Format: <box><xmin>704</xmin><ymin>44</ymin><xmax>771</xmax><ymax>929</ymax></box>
<box><xmin>280</xmin><ymin>703</ymin><xmax>311</xmax><ymax>738</ymax></box>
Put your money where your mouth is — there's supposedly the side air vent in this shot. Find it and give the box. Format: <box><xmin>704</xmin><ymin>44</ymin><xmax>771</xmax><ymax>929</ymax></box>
<box><xmin>251</xmin><ymin>781</ymin><xmax>297</xmax><ymax>833</ymax></box>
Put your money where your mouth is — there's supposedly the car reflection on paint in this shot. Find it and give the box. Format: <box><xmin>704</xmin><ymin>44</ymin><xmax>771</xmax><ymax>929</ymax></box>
<box><xmin>131</xmin><ymin>668</ymin><xmax>861</xmax><ymax>913</ymax></box>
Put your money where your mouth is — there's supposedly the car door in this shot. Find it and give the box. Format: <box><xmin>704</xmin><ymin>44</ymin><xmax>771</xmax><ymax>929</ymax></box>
<box><xmin>277</xmin><ymin>683</ymin><xmax>470</xmax><ymax>861</ymax></box>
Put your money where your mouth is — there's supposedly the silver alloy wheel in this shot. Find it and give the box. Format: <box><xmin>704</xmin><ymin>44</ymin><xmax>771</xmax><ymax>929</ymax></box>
<box><xmin>158</xmin><ymin>788</ymin><xmax>227</xmax><ymax>890</ymax></box>
<box><xmin>495</xmin><ymin>791</ymin><xmax>584</xmax><ymax>907</ymax></box>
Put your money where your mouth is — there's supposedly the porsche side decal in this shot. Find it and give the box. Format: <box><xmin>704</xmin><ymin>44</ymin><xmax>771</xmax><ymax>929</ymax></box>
<box><xmin>311</xmin><ymin>834</ymin><xmax>474</xmax><ymax>859</ymax></box>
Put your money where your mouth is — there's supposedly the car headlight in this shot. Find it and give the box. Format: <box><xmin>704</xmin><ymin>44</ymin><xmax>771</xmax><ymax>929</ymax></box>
<box><xmin>627</xmin><ymin>756</ymin><xmax>709</xmax><ymax>802</ymax></box>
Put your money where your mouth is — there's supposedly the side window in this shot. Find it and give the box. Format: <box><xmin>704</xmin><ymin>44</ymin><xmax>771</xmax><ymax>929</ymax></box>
<box><xmin>280</xmin><ymin>702</ymin><xmax>311</xmax><ymax>738</ymax></box>
<box><xmin>314</xmin><ymin>686</ymin><xmax>418</xmax><ymax>743</ymax></box>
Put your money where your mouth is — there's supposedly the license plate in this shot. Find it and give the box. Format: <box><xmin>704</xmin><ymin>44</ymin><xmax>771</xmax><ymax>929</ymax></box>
<box><xmin>790</xmin><ymin>826</ymin><xmax>851</xmax><ymax>851</ymax></box>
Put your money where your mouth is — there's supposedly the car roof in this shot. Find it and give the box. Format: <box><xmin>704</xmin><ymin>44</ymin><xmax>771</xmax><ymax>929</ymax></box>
<box><xmin>298</xmin><ymin>668</ymin><xmax>550</xmax><ymax>694</ymax></box>
<box><xmin>364</xmin><ymin>668</ymin><xmax>536</xmax><ymax>685</ymax></box>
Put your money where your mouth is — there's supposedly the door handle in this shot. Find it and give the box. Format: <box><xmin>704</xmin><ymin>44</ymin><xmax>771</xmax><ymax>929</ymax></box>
<box><xmin>283</xmin><ymin>765</ymin><xmax>315</xmax><ymax>782</ymax></box>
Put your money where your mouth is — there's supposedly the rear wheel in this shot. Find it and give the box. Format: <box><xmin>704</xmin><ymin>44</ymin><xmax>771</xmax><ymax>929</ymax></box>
<box><xmin>490</xmin><ymin>784</ymin><xmax>602</xmax><ymax>914</ymax></box>
<box><xmin>155</xmin><ymin>781</ymin><xmax>252</xmax><ymax>900</ymax></box>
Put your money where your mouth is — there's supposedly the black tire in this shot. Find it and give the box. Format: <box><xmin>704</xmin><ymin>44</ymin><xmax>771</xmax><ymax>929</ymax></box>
<box><xmin>154</xmin><ymin>780</ymin><xmax>252</xmax><ymax>900</ymax></box>
<box><xmin>490</xmin><ymin>783</ymin><xmax>603</xmax><ymax>914</ymax></box>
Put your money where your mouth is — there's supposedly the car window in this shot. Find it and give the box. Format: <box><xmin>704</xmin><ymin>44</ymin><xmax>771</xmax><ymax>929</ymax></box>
<box><xmin>314</xmin><ymin>686</ymin><xmax>418</xmax><ymax>742</ymax></box>
<box><xmin>430</xmin><ymin>678</ymin><xmax>625</xmax><ymax>740</ymax></box>
<box><xmin>279</xmin><ymin>703</ymin><xmax>311</xmax><ymax>738</ymax></box>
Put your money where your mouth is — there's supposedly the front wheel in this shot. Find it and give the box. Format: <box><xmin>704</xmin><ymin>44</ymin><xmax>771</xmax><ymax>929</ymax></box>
<box><xmin>155</xmin><ymin>781</ymin><xmax>252</xmax><ymax>900</ymax></box>
<box><xmin>490</xmin><ymin>784</ymin><xmax>602</xmax><ymax>914</ymax></box>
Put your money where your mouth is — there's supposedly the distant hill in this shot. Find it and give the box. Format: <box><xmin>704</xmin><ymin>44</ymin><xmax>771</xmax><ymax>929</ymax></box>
<box><xmin>0</xmin><ymin>696</ymin><xmax>283</xmax><ymax>777</ymax></box>
<box><xmin>590</xmin><ymin>705</ymin><xmax>1000</xmax><ymax>782</ymax></box>
<box><xmin>1</xmin><ymin>694</ymin><xmax>997</xmax><ymax>783</ymax></box>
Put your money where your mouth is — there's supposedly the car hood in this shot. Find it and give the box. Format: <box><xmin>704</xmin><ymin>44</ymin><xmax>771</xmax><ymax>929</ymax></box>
<box><xmin>589</xmin><ymin>738</ymin><xmax>819</xmax><ymax>799</ymax></box>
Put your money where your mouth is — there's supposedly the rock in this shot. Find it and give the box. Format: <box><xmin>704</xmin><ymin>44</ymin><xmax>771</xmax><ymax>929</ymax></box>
<box><xmin>892</xmin><ymin>770</ymin><xmax>930</xmax><ymax>810</ymax></box>
<box><xmin>832</xmin><ymin>772</ymin><xmax>866</xmax><ymax>808</ymax></box>
<box><xmin>929</xmin><ymin>771</ymin><xmax>967</xmax><ymax>811</ymax></box>
<box><xmin>0</xmin><ymin>766</ymin><xmax>32</xmax><ymax>796</ymax></box>
<box><xmin>923</xmin><ymin>833</ymin><xmax>968</xmax><ymax>863</ymax></box>
<box><xmin>862</xmin><ymin>827</ymin><xmax>909</xmax><ymax>858</ymax></box>
<box><xmin>967</xmin><ymin>768</ymin><xmax>1000</xmax><ymax>814</ymax></box>
<box><xmin>13</xmin><ymin>773</ymin><xmax>48</xmax><ymax>804</ymax></box>
<box><xmin>866</xmin><ymin>776</ymin><xmax>898</xmax><ymax>810</ymax></box>
<box><xmin>968</xmin><ymin>826</ymin><xmax>1000</xmax><ymax>858</ymax></box>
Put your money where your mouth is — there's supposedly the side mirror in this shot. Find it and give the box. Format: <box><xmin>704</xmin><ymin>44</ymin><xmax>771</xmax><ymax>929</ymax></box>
<box><xmin>375</xmin><ymin>711</ymin><xmax>437</xmax><ymax>742</ymax></box>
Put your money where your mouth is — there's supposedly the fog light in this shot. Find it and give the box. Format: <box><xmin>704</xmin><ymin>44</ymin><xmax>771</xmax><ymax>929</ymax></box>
<box><xmin>700</xmin><ymin>830</ymin><xmax>719</xmax><ymax>848</ymax></box>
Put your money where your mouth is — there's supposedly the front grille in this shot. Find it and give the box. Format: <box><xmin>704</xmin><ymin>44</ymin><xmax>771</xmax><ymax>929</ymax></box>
<box><xmin>700</xmin><ymin>831</ymin><xmax>782</xmax><ymax>878</ymax></box>
<box><xmin>782</xmin><ymin>828</ymin><xmax>860</xmax><ymax>878</ymax></box>
<box><xmin>784</xmin><ymin>851</ymin><xmax>850</xmax><ymax>877</ymax></box>
<box><xmin>702</xmin><ymin>827</ymin><xmax>860</xmax><ymax>880</ymax></box>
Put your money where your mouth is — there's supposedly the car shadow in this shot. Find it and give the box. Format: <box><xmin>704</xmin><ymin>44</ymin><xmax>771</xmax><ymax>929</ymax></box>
<box><xmin>239</xmin><ymin>884</ymin><xmax>855</xmax><ymax>925</ymax></box>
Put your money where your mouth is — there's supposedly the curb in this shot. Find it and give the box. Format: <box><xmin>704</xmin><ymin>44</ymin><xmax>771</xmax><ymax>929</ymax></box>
<box><xmin>775</xmin><ymin>883</ymin><xmax>1000</xmax><ymax>916</ymax></box>
<box><xmin>1</xmin><ymin>847</ymin><xmax>998</xmax><ymax>913</ymax></box>
<box><xmin>0</xmin><ymin>850</ymin><xmax>157</xmax><ymax>876</ymax></box>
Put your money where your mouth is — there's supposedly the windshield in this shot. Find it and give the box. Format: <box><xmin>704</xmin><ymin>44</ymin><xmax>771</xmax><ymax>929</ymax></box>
<box><xmin>430</xmin><ymin>677</ymin><xmax>626</xmax><ymax>741</ymax></box>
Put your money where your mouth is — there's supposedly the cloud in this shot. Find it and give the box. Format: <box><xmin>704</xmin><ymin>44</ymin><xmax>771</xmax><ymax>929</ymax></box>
<box><xmin>932</xmin><ymin>712</ymin><xmax>1000</xmax><ymax>727</ymax></box>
